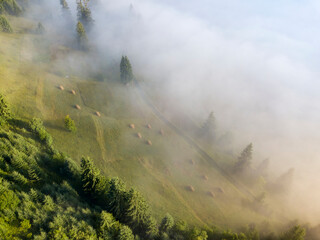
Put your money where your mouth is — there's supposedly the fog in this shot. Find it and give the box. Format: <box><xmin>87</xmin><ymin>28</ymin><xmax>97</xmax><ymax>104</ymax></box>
<box><xmin>34</xmin><ymin>0</ymin><xmax>320</xmax><ymax>224</ymax></box>
<box><xmin>88</xmin><ymin>0</ymin><xmax>320</xmax><ymax>223</ymax></box>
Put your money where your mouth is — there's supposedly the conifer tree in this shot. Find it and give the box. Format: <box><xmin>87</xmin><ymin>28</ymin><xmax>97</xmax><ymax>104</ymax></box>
<box><xmin>159</xmin><ymin>213</ymin><xmax>174</xmax><ymax>233</ymax></box>
<box><xmin>76</xmin><ymin>21</ymin><xmax>88</xmax><ymax>50</ymax></box>
<box><xmin>0</xmin><ymin>15</ymin><xmax>13</xmax><ymax>33</ymax></box>
<box><xmin>35</xmin><ymin>22</ymin><xmax>45</xmax><ymax>34</ymax></box>
<box><xmin>141</xmin><ymin>215</ymin><xmax>158</xmax><ymax>239</ymax></box>
<box><xmin>118</xmin><ymin>225</ymin><xmax>134</xmax><ymax>240</ymax></box>
<box><xmin>123</xmin><ymin>188</ymin><xmax>149</xmax><ymax>230</ymax></box>
<box><xmin>76</xmin><ymin>0</ymin><xmax>93</xmax><ymax>29</ymax></box>
<box><xmin>120</xmin><ymin>56</ymin><xmax>134</xmax><ymax>84</ymax></box>
<box><xmin>234</xmin><ymin>143</ymin><xmax>253</xmax><ymax>173</ymax></box>
<box><xmin>0</xmin><ymin>93</ymin><xmax>11</xmax><ymax>124</ymax></box>
<box><xmin>280</xmin><ymin>225</ymin><xmax>305</xmax><ymax>240</ymax></box>
<box><xmin>200</xmin><ymin>111</ymin><xmax>216</xmax><ymax>141</ymax></box>
<box><xmin>80</xmin><ymin>157</ymin><xmax>106</xmax><ymax>198</ymax></box>
<box><xmin>0</xmin><ymin>0</ymin><xmax>22</xmax><ymax>16</ymax></box>
<box><xmin>106</xmin><ymin>177</ymin><xmax>127</xmax><ymax>219</ymax></box>
<box><xmin>99</xmin><ymin>211</ymin><xmax>120</xmax><ymax>238</ymax></box>
<box><xmin>60</xmin><ymin>0</ymin><xmax>73</xmax><ymax>23</ymax></box>
<box><xmin>60</xmin><ymin>0</ymin><xmax>69</xmax><ymax>9</ymax></box>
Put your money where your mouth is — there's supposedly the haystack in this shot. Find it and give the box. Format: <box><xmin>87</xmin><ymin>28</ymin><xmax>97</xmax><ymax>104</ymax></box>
<box><xmin>186</xmin><ymin>185</ymin><xmax>195</xmax><ymax>192</ymax></box>
<box><xmin>59</xmin><ymin>85</ymin><xmax>64</xmax><ymax>90</ymax></box>
<box><xmin>159</xmin><ymin>129</ymin><xmax>164</xmax><ymax>136</ymax></box>
<box><xmin>146</xmin><ymin>140</ymin><xmax>152</xmax><ymax>145</ymax></box>
<box><xmin>202</xmin><ymin>175</ymin><xmax>208</xmax><ymax>181</ymax></box>
<box><xmin>70</xmin><ymin>90</ymin><xmax>76</xmax><ymax>95</ymax></box>
<box><xmin>75</xmin><ymin>104</ymin><xmax>81</xmax><ymax>110</ymax></box>
<box><xmin>137</xmin><ymin>133</ymin><xmax>142</xmax><ymax>139</ymax></box>
<box><xmin>95</xmin><ymin>112</ymin><xmax>101</xmax><ymax>117</ymax></box>
<box><xmin>214</xmin><ymin>187</ymin><xmax>225</xmax><ymax>194</ymax></box>
<box><xmin>129</xmin><ymin>124</ymin><xmax>135</xmax><ymax>129</ymax></box>
<box><xmin>208</xmin><ymin>191</ymin><xmax>215</xmax><ymax>198</ymax></box>
<box><xmin>146</xmin><ymin>124</ymin><xmax>151</xmax><ymax>129</ymax></box>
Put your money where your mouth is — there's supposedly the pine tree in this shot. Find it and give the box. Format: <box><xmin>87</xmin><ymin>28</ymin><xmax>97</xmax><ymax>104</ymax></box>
<box><xmin>120</xmin><ymin>56</ymin><xmax>134</xmax><ymax>84</ymax></box>
<box><xmin>106</xmin><ymin>177</ymin><xmax>127</xmax><ymax>219</ymax></box>
<box><xmin>76</xmin><ymin>21</ymin><xmax>88</xmax><ymax>50</ymax></box>
<box><xmin>64</xmin><ymin>115</ymin><xmax>76</xmax><ymax>132</ymax></box>
<box><xmin>99</xmin><ymin>211</ymin><xmax>120</xmax><ymax>239</ymax></box>
<box><xmin>0</xmin><ymin>15</ymin><xmax>12</xmax><ymax>33</ymax></box>
<box><xmin>141</xmin><ymin>215</ymin><xmax>158</xmax><ymax>239</ymax></box>
<box><xmin>35</xmin><ymin>22</ymin><xmax>45</xmax><ymax>34</ymax></box>
<box><xmin>0</xmin><ymin>93</ymin><xmax>11</xmax><ymax>124</ymax></box>
<box><xmin>118</xmin><ymin>225</ymin><xmax>134</xmax><ymax>240</ymax></box>
<box><xmin>80</xmin><ymin>157</ymin><xmax>105</xmax><ymax>198</ymax></box>
<box><xmin>159</xmin><ymin>213</ymin><xmax>174</xmax><ymax>233</ymax></box>
<box><xmin>60</xmin><ymin>0</ymin><xmax>73</xmax><ymax>25</ymax></box>
<box><xmin>76</xmin><ymin>0</ymin><xmax>93</xmax><ymax>29</ymax></box>
<box><xmin>0</xmin><ymin>0</ymin><xmax>22</xmax><ymax>16</ymax></box>
<box><xmin>123</xmin><ymin>188</ymin><xmax>148</xmax><ymax>230</ymax></box>
<box><xmin>234</xmin><ymin>143</ymin><xmax>253</xmax><ymax>173</ymax></box>
<box><xmin>200</xmin><ymin>111</ymin><xmax>216</xmax><ymax>141</ymax></box>
<box><xmin>60</xmin><ymin>0</ymin><xmax>69</xmax><ymax>9</ymax></box>
<box><xmin>280</xmin><ymin>225</ymin><xmax>305</xmax><ymax>240</ymax></box>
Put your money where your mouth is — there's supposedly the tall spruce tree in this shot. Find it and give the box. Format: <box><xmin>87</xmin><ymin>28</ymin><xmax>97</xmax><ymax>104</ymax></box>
<box><xmin>0</xmin><ymin>93</ymin><xmax>11</xmax><ymax>124</ymax></box>
<box><xmin>76</xmin><ymin>0</ymin><xmax>93</xmax><ymax>29</ymax></box>
<box><xmin>200</xmin><ymin>111</ymin><xmax>217</xmax><ymax>141</ymax></box>
<box><xmin>0</xmin><ymin>15</ymin><xmax>13</xmax><ymax>33</ymax></box>
<box><xmin>80</xmin><ymin>157</ymin><xmax>106</xmax><ymax>199</ymax></box>
<box><xmin>123</xmin><ymin>188</ymin><xmax>149</xmax><ymax>231</ymax></box>
<box><xmin>60</xmin><ymin>0</ymin><xmax>73</xmax><ymax>24</ymax></box>
<box><xmin>234</xmin><ymin>143</ymin><xmax>253</xmax><ymax>173</ymax></box>
<box><xmin>106</xmin><ymin>177</ymin><xmax>127</xmax><ymax>220</ymax></box>
<box><xmin>76</xmin><ymin>21</ymin><xmax>88</xmax><ymax>50</ymax></box>
<box><xmin>60</xmin><ymin>0</ymin><xmax>69</xmax><ymax>9</ymax></box>
<box><xmin>120</xmin><ymin>56</ymin><xmax>134</xmax><ymax>84</ymax></box>
<box><xmin>159</xmin><ymin>213</ymin><xmax>174</xmax><ymax>233</ymax></box>
<box><xmin>118</xmin><ymin>225</ymin><xmax>134</xmax><ymax>240</ymax></box>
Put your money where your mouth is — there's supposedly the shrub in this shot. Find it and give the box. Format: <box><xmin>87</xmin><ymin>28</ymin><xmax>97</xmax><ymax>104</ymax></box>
<box><xmin>64</xmin><ymin>115</ymin><xmax>76</xmax><ymax>133</ymax></box>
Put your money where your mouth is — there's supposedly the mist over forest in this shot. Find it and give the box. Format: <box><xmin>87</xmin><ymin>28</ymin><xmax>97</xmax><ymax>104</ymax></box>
<box><xmin>0</xmin><ymin>0</ymin><xmax>319</xmax><ymax>239</ymax></box>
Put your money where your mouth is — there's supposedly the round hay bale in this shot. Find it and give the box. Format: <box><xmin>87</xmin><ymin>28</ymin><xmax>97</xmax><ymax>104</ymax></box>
<box><xmin>202</xmin><ymin>175</ymin><xmax>208</xmax><ymax>181</ymax></box>
<box><xmin>146</xmin><ymin>124</ymin><xmax>152</xmax><ymax>129</ymax></box>
<box><xmin>75</xmin><ymin>104</ymin><xmax>81</xmax><ymax>110</ymax></box>
<box><xmin>129</xmin><ymin>124</ymin><xmax>135</xmax><ymax>129</ymax></box>
<box><xmin>159</xmin><ymin>129</ymin><xmax>164</xmax><ymax>135</ymax></box>
<box><xmin>70</xmin><ymin>90</ymin><xmax>76</xmax><ymax>95</ymax></box>
<box><xmin>95</xmin><ymin>111</ymin><xmax>101</xmax><ymax>117</ymax></box>
<box><xmin>186</xmin><ymin>185</ymin><xmax>195</xmax><ymax>192</ymax></box>
<box><xmin>214</xmin><ymin>187</ymin><xmax>225</xmax><ymax>194</ymax></box>
<box><xmin>207</xmin><ymin>191</ymin><xmax>215</xmax><ymax>198</ymax></box>
<box><xmin>146</xmin><ymin>140</ymin><xmax>152</xmax><ymax>145</ymax></box>
<box><xmin>59</xmin><ymin>85</ymin><xmax>64</xmax><ymax>90</ymax></box>
<box><xmin>137</xmin><ymin>133</ymin><xmax>142</xmax><ymax>139</ymax></box>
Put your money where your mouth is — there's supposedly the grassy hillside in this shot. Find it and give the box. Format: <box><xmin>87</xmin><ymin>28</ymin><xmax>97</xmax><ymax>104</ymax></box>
<box><xmin>0</xmin><ymin>2</ymin><xmax>296</xmax><ymax>233</ymax></box>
